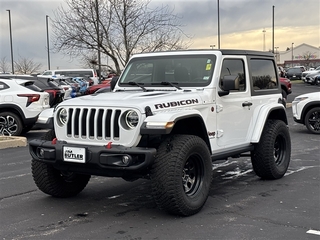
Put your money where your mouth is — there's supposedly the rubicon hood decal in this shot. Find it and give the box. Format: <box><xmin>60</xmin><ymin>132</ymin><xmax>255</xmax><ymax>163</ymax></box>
<box><xmin>155</xmin><ymin>99</ymin><xmax>199</xmax><ymax>109</ymax></box>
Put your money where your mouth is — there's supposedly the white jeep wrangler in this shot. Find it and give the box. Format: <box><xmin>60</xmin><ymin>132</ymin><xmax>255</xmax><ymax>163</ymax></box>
<box><xmin>29</xmin><ymin>50</ymin><xmax>291</xmax><ymax>216</ymax></box>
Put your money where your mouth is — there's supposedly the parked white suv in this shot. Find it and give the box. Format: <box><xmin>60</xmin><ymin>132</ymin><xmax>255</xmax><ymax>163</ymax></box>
<box><xmin>37</xmin><ymin>69</ymin><xmax>99</xmax><ymax>85</ymax></box>
<box><xmin>0</xmin><ymin>78</ymin><xmax>50</xmax><ymax>136</ymax></box>
<box><xmin>29</xmin><ymin>50</ymin><xmax>291</xmax><ymax>216</ymax></box>
<box><xmin>292</xmin><ymin>92</ymin><xmax>320</xmax><ymax>134</ymax></box>
<box><xmin>301</xmin><ymin>66</ymin><xmax>320</xmax><ymax>82</ymax></box>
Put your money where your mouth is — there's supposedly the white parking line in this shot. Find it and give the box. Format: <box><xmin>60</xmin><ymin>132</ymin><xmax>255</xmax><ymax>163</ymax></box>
<box><xmin>307</xmin><ymin>230</ymin><xmax>320</xmax><ymax>236</ymax></box>
<box><xmin>0</xmin><ymin>173</ymin><xmax>31</xmax><ymax>180</ymax></box>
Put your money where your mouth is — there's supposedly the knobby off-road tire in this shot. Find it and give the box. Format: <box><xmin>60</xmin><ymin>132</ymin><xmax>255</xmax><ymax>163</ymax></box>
<box><xmin>0</xmin><ymin>111</ymin><xmax>23</xmax><ymax>136</ymax></box>
<box><xmin>304</xmin><ymin>107</ymin><xmax>320</xmax><ymax>134</ymax></box>
<box><xmin>251</xmin><ymin>119</ymin><xmax>291</xmax><ymax>179</ymax></box>
<box><xmin>150</xmin><ymin>135</ymin><xmax>212</xmax><ymax>216</ymax></box>
<box><xmin>31</xmin><ymin>129</ymin><xmax>91</xmax><ymax>197</ymax></box>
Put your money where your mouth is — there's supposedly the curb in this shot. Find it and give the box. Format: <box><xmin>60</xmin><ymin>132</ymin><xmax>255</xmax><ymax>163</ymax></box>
<box><xmin>0</xmin><ymin>136</ymin><xmax>27</xmax><ymax>149</ymax></box>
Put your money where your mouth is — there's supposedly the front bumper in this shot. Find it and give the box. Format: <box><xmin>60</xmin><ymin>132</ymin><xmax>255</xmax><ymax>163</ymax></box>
<box><xmin>29</xmin><ymin>139</ymin><xmax>157</xmax><ymax>177</ymax></box>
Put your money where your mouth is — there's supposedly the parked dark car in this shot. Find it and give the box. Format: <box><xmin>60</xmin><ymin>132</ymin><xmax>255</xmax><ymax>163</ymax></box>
<box><xmin>285</xmin><ymin>67</ymin><xmax>303</xmax><ymax>80</ymax></box>
<box><xmin>305</xmin><ymin>70</ymin><xmax>320</xmax><ymax>85</ymax></box>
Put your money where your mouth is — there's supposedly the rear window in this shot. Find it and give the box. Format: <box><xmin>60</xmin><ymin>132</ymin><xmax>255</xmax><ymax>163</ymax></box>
<box><xmin>287</xmin><ymin>68</ymin><xmax>301</xmax><ymax>74</ymax></box>
<box><xmin>24</xmin><ymin>82</ymin><xmax>42</xmax><ymax>92</ymax></box>
<box><xmin>55</xmin><ymin>71</ymin><xmax>93</xmax><ymax>78</ymax></box>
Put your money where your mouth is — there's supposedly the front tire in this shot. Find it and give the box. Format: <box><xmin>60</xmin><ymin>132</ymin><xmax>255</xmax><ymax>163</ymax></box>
<box><xmin>251</xmin><ymin>120</ymin><xmax>291</xmax><ymax>179</ymax></box>
<box><xmin>150</xmin><ymin>135</ymin><xmax>212</xmax><ymax>216</ymax></box>
<box><xmin>304</xmin><ymin>107</ymin><xmax>320</xmax><ymax>134</ymax></box>
<box><xmin>0</xmin><ymin>112</ymin><xmax>23</xmax><ymax>136</ymax></box>
<box><xmin>31</xmin><ymin>129</ymin><xmax>91</xmax><ymax>197</ymax></box>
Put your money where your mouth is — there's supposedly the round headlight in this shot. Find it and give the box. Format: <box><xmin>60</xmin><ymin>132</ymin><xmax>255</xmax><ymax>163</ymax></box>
<box><xmin>124</xmin><ymin>110</ymin><xmax>139</xmax><ymax>129</ymax></box>
<box><xmin>57</xmin><ymin>108</ymin><xmax>68</xmax><ymax>126</ymax></box>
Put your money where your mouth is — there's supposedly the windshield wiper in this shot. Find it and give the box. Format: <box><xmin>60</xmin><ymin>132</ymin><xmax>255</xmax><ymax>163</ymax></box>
<box><xmin>128</xmin><ymin>81</ymin><xmax>147</xmax><ymax>91</ymax></box>
<box><xmin>160</xmin><ymin>81</ymin><xmax>182</xmax><ymax>90</ymax></box>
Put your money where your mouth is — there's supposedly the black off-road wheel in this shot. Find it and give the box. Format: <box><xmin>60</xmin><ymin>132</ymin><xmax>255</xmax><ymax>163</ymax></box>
<box><xmin>304</xmin><ymin>107</ymin><xmax>320</xmax><ymax>134</ymax></box>
<box><xmin>31</xmin><ymin>129</ymin><xmax>91</xmax><ymax>197</ymax></box>
<box><xmin>150</xmin><ymin>135</ymin><xmax>212</xmax><ymax>216</ymax></box>
<box><xmin>251</xmin><ymin>120</ymin><xmax>291</xmax><ymax>179</ymax></box>
<box><xmin>0</xmin><ymin>112</ymin><xmax>23</xmax><ymax>136</ymax></box>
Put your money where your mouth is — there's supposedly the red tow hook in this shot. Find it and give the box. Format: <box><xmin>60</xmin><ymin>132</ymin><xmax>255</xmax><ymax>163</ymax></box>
<box><xmin>106</xmin><ymin>142</ymin><xmax>112</xmax><ymax>149</ymax></box>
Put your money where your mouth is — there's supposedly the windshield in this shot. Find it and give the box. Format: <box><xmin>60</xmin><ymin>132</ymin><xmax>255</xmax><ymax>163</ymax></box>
<box><xmin>119</xmin><ymin>55</ymin><xmax>216</xmax><ymax>87</ymax></box>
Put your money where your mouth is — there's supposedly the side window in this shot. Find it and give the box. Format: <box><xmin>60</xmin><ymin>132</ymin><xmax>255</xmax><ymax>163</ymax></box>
<box><xmin>220</xmin><ymin>59</ymin><xmax>246</xmax><ymax>91</ymax></box>
<box><xmin>0</xmin><ymin>82</ymin><xmax>9</xmax><ymax>91</ymax></box>
<box><xmin>250</xmin><ymin>59</ymin><xmax>278</xmax><ymax>90</ymax></box>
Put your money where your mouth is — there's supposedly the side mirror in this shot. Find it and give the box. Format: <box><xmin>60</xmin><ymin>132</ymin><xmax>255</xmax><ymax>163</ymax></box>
<box><xmin>218</xmin><ymin>75</ymin><xmax>239</xmax><ymax>97</ymax></box>
<box><xmin>110</xmin><ymin>76</ymin><xmax>119</xmax><ymax>91</ymax></box>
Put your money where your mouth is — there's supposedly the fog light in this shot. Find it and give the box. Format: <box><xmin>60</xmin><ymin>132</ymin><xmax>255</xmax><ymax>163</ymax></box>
<box><xmin>38</xmin><ymin>148</ymin><xmax>45</xmax><ymax>157</ymax></box>
<box><xmin>122</xmin><ymin>155</ymin><xmax>131</xmax><ymax>165</ymax></box>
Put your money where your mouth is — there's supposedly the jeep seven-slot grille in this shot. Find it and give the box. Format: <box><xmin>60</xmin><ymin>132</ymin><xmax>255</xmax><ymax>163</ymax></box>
<box><xmin>66</xmin><ymin>108</ymin><xmax>121</xmax><ymax>140</ymax></box>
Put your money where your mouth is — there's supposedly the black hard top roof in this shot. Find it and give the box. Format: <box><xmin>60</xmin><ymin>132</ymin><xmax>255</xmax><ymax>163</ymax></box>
<box><xmin>148</xmin><ymin>49</ymin><xmax>275</xmax><ymax>57</ymax></box>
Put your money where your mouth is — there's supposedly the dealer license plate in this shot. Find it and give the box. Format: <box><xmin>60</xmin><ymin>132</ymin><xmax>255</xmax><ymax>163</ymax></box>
<box><xmin>63</xmin><ymin>146</ymin><xmax>86</xmax><ymax>163</ymax></box>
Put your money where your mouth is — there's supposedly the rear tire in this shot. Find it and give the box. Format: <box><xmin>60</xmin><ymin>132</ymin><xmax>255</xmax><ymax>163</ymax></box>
<box><xmin>150</xmin><ymin>135</ymin><xmax>212</xmax><ymax>216</ymax></box>
<box><xmin>251</xmin><ymin>120</ymin><xmax>291</xmax><ymax>179</ymax></box>
<box><xmin>304</xmin><ymin>107</ymin><xmax>320</xmax><ymax>134</ymax></box>
<box><xmin>31</xmin><ymin>129</ymin><xmax>91</xmax><ymax>197</ymax></box>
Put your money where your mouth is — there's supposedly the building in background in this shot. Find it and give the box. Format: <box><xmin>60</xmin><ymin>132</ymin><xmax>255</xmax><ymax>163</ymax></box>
<box><xmin>276</xmin><ymin>43</ymin><xmax>320</xmax><ymax>69</ymax></box>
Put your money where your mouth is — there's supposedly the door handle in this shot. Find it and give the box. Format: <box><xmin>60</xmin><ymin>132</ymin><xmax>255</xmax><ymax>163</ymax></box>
<box><xmin>242</xmin><ymin>101</ymin><xmax>253</xmax><ymax>107</ymax></box>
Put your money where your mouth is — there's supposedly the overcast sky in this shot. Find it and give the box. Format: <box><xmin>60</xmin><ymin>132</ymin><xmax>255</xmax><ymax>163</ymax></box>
<box><xmin>0</xmin><ymin>0</ymin><xmax>319</xmax><ymax>72</ymax></box>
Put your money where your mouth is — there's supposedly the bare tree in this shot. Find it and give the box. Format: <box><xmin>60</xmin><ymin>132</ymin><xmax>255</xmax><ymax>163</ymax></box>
<box><xmin>0</xmin><ymin>57</ymin><xmax>10</xmax><ymax>73</ymax></box>
<box><xmin>51</xmin><ymin>0</ymin><xmax>190</xmax><ymax>74</ymax></box>
<box><xmin>80</xmin><ymin>53</ymin><xmax>109</xmax><ymax>76</ymax></box>
<box><xmin>302</xmin><ymin>51</ymin><xmax>316</xmax><ymax>68</ymax></box>
<box><xmin>14</xmin><ymin>56</ymin><xmax>42</xmax><ymax>74</ymax></box>
<box><xmin>80</xmin><ymin>53</ymin><xmax>99</xmax><ymax>69</ymax></box>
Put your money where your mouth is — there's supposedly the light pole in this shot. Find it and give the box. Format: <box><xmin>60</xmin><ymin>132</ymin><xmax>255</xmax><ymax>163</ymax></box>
<box><xmin>291</xmin><ymin>42</ymin><xmax>294</xmax><ymax>67</ymax></box>
<box><xmin>217</xmin><ymin>0</ymin><xmax>220</xmax><ymax>49</ymax></box>
<box><xmin>210</xmin><ymin>45</ymin><xmax>215</xmax><ymax>49</ymax></box>
<box><xmin>95</xmin><ymin>0</ymin><xmax>102</xmax><ymax>83</ymax></box>
<box><xmin>274</xmin><ymin>47</ymin><xmax>279</xmax><ymax>63</ymax></box>
<box><xmin>6</xmin><ymin>10</ymin><xmax>14</xmax><ymax>74</ymax></box>
<box><xmin>262</xmin><ymin>28</ymin><xmax>266</xmax><ymax>51</ymax></box>
<box><xmin>272</xmin><ymin>6</ymin><xmax>275</xmax><ymax>54</ymax></box>
<box><xmin>46</xmin><ymin>15</ymin><xmax>51</xmax><ymax>70</ymax></box>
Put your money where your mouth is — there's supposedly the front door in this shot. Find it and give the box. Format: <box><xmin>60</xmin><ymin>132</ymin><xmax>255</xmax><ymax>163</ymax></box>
<box><xmin>216</xmin><ymin>57</ymin><xmax>254</xmax><ymax>148</ymax></box>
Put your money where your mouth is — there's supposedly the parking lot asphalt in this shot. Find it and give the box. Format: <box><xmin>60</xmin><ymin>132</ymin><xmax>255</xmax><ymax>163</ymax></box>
<box><xmin>0</xmin><ymin>82</ymin><xmax>319</xmax><ymax>240</ymax></box>
<box><xmin>1</xmin><ymin>101</ymin><xmax>319</xmax><ymax>240</ymax></box>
